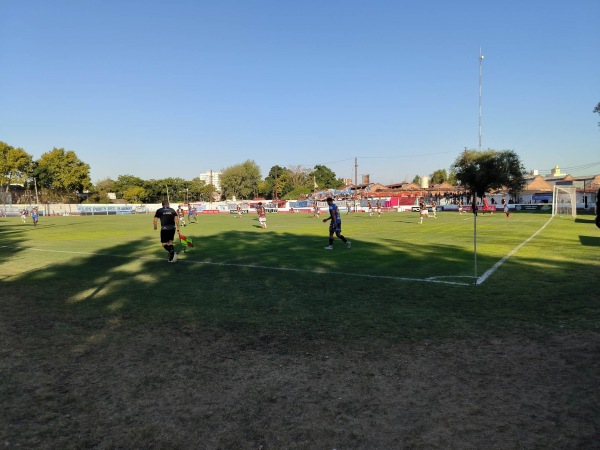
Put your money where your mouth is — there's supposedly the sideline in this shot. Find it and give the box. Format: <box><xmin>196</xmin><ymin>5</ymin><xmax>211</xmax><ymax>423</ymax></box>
<box><xmin>476</xmin><ymin>216</ymin><xmax>554</xmax><ymax>285</ymax></box>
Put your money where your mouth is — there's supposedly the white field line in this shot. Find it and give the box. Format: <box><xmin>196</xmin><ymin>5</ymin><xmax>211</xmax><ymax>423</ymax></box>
<box><xmin>476</xmin><ymin>216</ymin><xmax>554</xmax><ymax>285</ymax></box>
<box><xmin>2</xmin><ymin>246</ymin><xmax>474</xmax><ymax>286</ymax></box>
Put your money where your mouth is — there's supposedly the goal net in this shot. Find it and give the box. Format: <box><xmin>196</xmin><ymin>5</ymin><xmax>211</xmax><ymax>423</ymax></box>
<box><xmin>552</xmin><ymin>185</ymin><xmax>577</xmax><ymax>218</ymax></box>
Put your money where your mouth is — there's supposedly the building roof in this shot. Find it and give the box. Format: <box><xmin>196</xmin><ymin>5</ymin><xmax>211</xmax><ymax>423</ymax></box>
<box><xmin>523</xmin><ymin>175</ymin><xmax>553</xmax><ymax>192</ymax></box>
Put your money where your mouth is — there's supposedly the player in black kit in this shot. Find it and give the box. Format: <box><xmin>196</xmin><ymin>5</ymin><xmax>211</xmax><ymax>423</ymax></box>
<box><xmin>153</xmin><ymin>201</ymin><xmax>181</xmax><ymax>263</ymax></box>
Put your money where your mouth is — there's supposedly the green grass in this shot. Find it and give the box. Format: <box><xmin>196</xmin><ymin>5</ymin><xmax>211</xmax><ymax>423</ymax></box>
<box><xmin>1</xmin><ymin>210</ymin><xmax>598</xmax><ymax>341</ymax></box>
<box><xmin>1</xmin><ymin>210</ymin><xmax>599</xmax><ymax>448</ymax></box>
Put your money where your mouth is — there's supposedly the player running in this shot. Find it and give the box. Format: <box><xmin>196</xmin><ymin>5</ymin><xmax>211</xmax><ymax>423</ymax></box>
<box><xmin>187</xmin><ymin>203</ymin><xmax>198</xmax><ymax>223</ymax></box>
<box><xmin>323</xmin><ymin>197</ymin><xmax>351</xmax><ymax>250</ymax></box>
<box><xmin>256</xmin><ymin>202</ymin><xmax>267</xmax><ymax>229</ymax></box>
<box><xmin>31</xmin><ymin>207</ymin><xmax>39</xmax><ymax>227</ymax></box>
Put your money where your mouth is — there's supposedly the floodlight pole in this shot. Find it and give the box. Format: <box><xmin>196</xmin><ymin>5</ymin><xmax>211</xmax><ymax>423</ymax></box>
<box><xmin>473</xmin><ymin>204</ymin><xmax>478</xmax><ymax>285</ymax></box>
<box><xmin>479</xmin><ymin>48</ymin><xmax>484</xmax><ymax>152</ymax></box>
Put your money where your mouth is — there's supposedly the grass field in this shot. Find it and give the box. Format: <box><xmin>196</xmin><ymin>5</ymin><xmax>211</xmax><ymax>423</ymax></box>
<box><xmin>1</xmin><ymin>210</ymin><xmax>599</xmax><ymax>448</ymax></box>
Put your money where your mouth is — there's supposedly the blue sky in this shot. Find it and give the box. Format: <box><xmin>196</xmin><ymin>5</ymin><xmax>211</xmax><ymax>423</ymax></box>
<box><xmin>1</xmin><ymin>0</ymin><xmax>599</xmax><ymax>184</ymax></box>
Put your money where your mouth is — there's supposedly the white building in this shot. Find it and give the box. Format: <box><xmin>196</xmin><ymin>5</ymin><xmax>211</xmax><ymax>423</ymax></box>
<box><xmin>199</xmin><ymin>170</ymin><xmax>222</xmax><ymax>192</ymax></box>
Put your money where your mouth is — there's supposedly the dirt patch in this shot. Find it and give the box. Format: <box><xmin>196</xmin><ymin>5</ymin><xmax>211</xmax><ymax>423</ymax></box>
<box><xmin>1</xmin><ymin>326</ymin><xmax>598</xmax><ymax>449</ymax></box>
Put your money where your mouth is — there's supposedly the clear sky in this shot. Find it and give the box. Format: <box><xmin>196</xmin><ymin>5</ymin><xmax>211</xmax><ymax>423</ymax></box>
<box><xmin>1</xmin><ymin>0</ymin><xmax>599</xmax><ymax>185</ymax></box>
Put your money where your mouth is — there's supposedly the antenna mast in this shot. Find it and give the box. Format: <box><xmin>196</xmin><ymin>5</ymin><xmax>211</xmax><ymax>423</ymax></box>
<box><xmin>479</xmin><ymin>48</ymin><xmax>484</xmax><ymax>151</ymax></box>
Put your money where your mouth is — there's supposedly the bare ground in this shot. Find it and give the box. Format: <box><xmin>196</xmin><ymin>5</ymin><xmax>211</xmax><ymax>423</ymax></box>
<box><xmin>1</xmin><ymin>323</ymin><xmax>599</xmax><ymax>449</ymax></box>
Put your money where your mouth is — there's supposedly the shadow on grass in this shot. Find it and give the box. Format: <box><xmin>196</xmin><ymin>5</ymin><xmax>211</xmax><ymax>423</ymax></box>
<box><xmin>1</xmin><ymin>220</ymin><xmax>599</xmax><ymax>343</ymax></box>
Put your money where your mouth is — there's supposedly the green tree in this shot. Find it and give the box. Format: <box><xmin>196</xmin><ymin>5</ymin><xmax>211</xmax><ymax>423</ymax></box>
<box><xmin>36</xmin><ymin>148</ymin><xmax>92</xmax><ymax>202</ymax></box>
<box><xmin>156</xmin><ymin>177</ymin><xmax>188</xmax><ymax>203</ymax></box>
<box><xmin>0</xmin><ymin>142</ymin><xmax>34</xmax><ymax>190</ymax></box>
<box><xmin>430</xmin><ymin>169</ymin><xmax>448</xmax><ymax>184</ymax></box>
<box><xmin>264</xmin><ymin>165</ymin><xmax>290</xmax><ymax>199</ymax></box>
<box><xmin>452</xmin><ymin>149</ymin><xmax>526</xmax><ymax>209</ymax></box>
<box><xmin>187</xmin><ymin>177</ymin><xmax>211</xmax><ymax>202</ymax></box>
<box><xmin>594</xmin><ymin>102</ymin><xmax>600</xmax><ymax>128</ymax></box>
<box><xmin>143</xmin><ymin>180</ymin><xmax>165</xmax><ymax>203</ymax></box>
<box><xmin>220</xmin><ymin>160</ymin><xmax>262</xmax><ymax>200</ymax></box>
<box><xmin>447</xmin><ymin>168</ymin><xmax>457</xmax><ymax>186</ymax></box>
<box><xmin>122</xmin><ymin>186</ymin><xmax>147</xmax><ymax>203</ymax></box>
<box><xmin>113</xmin><ymin>175</ymin><xmax>145</xmax><ymax>199</ymax></box>
<box><xmin>412</xmin><ymin>175</ymin><xmax>421</xmax><ymax>185</ymax></box>
<box><xmin>282</xmin><ymin>186</ymin><xmax>312</xmax><ymax>200</ymax></box>
<box><xmin>85</xmin><ymin>178</ymin><xmax>115</xmax><ymax>203</ymax></box>
<box><xmin>310</xmin><ymin>165</ymin><xmax>340</xmax><ymax>190</ymax></box>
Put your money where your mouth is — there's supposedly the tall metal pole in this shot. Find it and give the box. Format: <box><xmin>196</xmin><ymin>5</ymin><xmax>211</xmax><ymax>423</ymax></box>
<box><xmin>354</xmin><ymin>157</ymin><xmax>358</xmax><ymax>187</ymax></box>
<box><xmin>479</xmin><ymin>48</ymin><xmax>484</xmax><ymax>152</ymax></box>
<box><xmin>475</xmin><ymin>49</ymin><xmax>484</xmax><ymax>285</ymax></box>
<box><xmin>210</xmin><ymin>170</ymin><xmax>213</xmax><ymax>205</ymax></box>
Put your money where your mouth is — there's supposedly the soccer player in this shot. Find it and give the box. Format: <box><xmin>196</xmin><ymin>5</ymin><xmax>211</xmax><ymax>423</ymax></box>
<box><xmin>431</xmin><ymin>200</ymin><xmax>437</xmax><ymax>218</ymax></box>
<box><xmin>482</xmin><ymin>196</ymin><xmax>492</xmax><ymax>214</ymax></box>
<box><xmin>31</xmin><ymin>207</ymin><xmax>39</xmax><ymax>227</ymax></box>
<box><xmin>419</xmin><ymin>199</ymin><xmax>429</xmax><ymax>224</ymax></box>
<box><xmin>458</xmin><ymin>200</ymin><xmax>465</xmax><ymax>215</ymax></box>
<box><xmin>153</xmin><ymin>201</ymin><xmax>181</xmax><ymax>263</ymax></box>
<box><xmin>502</xmin><ymin>196</ymin><xmax>510</xmax><ymax>218</ymax></box>
<box><xmin>368</xmin><ymin>200</ymin><xmax>373</xmax><ymax>217</ymax></box>
<box><xmin>312</xmin><ymin>201</ymin><xmax>320</xmax><ymax>218</ymax></box>
<box><xmin>177</xmin><ymin>205</ymin><xmax>186</xmax><ymax>227</ymax></box>
<box><xmin>323</xmin><ymin>197</ymin><xmax>351</xmax><ymax>250</ymax></box>
<box><xmin>187</xmin><ymin>203</ymin><xmax>198</xmax><ymax>223</ymax></box>
<box><xmin>256</xmin><ymin>202</ymin><xmax>267</xmax><ymax>229</ymax></box>
<box><xmin>376</xmin><ymin>200</ymin><xmax>382</xmax><ymax>217</ymax></box>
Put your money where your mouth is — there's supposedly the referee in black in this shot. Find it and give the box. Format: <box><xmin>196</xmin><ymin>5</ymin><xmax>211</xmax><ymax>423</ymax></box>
<box><xmin>153</xmin><ymin>200</ymin><xmax>181</xmax><ymax>263</ymax></box>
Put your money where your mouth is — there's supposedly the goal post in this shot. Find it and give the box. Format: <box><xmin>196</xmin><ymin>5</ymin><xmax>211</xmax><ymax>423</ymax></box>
<box><xmin>552</xmin><ymin>185</ymin><xmax>577</xmax><ymax>218</ymax></box>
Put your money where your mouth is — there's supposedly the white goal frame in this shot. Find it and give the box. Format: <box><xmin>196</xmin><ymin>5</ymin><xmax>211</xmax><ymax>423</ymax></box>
<box><xmin>551</xmin><ymin>185</ymin><xmax>577</xmax><ymax>218</ymax></box>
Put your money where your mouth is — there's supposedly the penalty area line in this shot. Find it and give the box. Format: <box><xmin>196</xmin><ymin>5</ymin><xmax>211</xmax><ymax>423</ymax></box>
<box><xmin>476</xmin><ymin>216</ymin><xmax>554</xmax><ymax>285</ymax></box>
<box><xmin>4</xmin><ymin>246</ymin><xmax>474</xmax><ymax>286</ymax></box>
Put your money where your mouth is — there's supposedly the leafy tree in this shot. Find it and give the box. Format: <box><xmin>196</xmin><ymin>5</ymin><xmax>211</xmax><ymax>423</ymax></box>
<box><xmin>282</xmin><ymin>186</ymin><xmax>311</xmax><ymax>200</ymax></box>
<box><xmin>220</xmin><ymin>160</ymin><xmax>262</xmax><ymax>199</ymax></box>
<box><xmin>159</xmin><ymin>177</ymin><xmax>188</xmax><ymax>203</ymax></box>
<box><xmin>143</xmin><ymin>179</ymin><xmax>165</xmax><ymax>203</ymax></box>
<box><xmin>113</xmin><ymin>175</ymin><xmax>145</xmax><ymax>197</ymax></box>
<box><xmin>447</xmin><ymin>168</ymin><xmax>457</xmax><ymax>186</ymax></box>
<box><xmin>263</xmin><ymin>165</ymin><xmax>290</xmax><ymax>199</ymax></box>
<box><xmin>187</xmin><ymin>177</ymin><xmax>211</xmax><ymax>202</ymax></box>
<box><xmin>594</xmin><ymin>102</ymin><xmax>600</xmax><ymax>128</ymax></box>
<box><xmin>310</xmin><ymin>165</ymin><xmax>340</xmax><ymax>190</ymax></box>
<box><xmin>452</xmin><ymin>149</ymin><xmax>526</xmax><ymax>210</ymax></box>
<box><xmin>122</xmin><ymin>186</ymin><xmax>147</xmax><ymax>203</ymax></box>
<box><xmin>36</xmin><ymin>148</ymin><xmax>92</xmax><ymax>202</ymax></box>
<box><xmin>0</xmin><ymin>142</ymin><xmax>34</xmax><ymax>189</ymax></box>
<box><xmin>412</xmin><ymin>175</ymin><xmax>421</xmax><ymax>185</ymax></box>
<box><xmin>85</xmin><ymin>178</ymin><xmax>115</xmax><ymax>203</ymax></box>
<box><xmin>430</xmin><ymin>169</ymin><xmax>448</xmax><ymax>184</ymax></box>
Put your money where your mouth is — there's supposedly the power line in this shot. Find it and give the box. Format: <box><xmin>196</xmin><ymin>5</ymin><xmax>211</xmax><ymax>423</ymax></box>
<box><xmin>534</xmin><ymin>161</ymin><xmax>600</xmax><ymax>174</ymax></box>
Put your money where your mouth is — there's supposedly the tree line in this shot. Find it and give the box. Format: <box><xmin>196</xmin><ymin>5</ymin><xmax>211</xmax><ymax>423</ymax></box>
<box><xmin>2</xmin><ymin>140</ymin><xmax>527</xmax><ymax>205</ymax></box>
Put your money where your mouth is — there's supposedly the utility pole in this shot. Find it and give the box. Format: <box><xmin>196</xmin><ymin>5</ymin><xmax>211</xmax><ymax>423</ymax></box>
<box><xmin>34</xmin><ymin>177</ymin><xmax>39</xmax><ymax>205</ymax></box>
<box><xmin>354</xmin><ymin>157</ymin><xmax>358</xmax><ymax>187</ymax></box>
